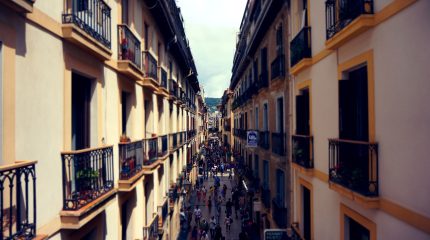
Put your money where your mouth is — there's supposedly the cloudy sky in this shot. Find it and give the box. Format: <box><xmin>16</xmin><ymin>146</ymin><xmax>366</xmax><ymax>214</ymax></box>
<box><xmin>176</xmin><ymin>0</ymin><xmax>248</xmax><ymax>98</ymax></box>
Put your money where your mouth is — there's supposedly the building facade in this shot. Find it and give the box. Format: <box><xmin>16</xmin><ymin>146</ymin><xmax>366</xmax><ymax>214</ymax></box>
<box><xmin>289</xmin><ymin>0</ymin><xmax>430</xmax><ymax>239</ymax></box>
<box><xmin>0</xmin><ymin>0</ymin><xmax>206</xmax><ymax>239</ymax></box>
<box><xmin>229</xmin><ymin>0</ymin><xmax>291</xmax><ymax>233</ymax></box>
<box><xmin>224</xmin><ymin>0</ymin><xmax>430</xmax><ymax>239</ymax></box>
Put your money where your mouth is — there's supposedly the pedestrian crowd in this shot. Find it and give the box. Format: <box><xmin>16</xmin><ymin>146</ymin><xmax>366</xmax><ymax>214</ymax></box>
<box><xmin>180</xmin><ymin>137</ymin><xmax>253</xmax><ymax>240</ymax></box>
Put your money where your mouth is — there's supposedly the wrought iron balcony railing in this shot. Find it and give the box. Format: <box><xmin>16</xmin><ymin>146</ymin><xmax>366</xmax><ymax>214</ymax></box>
<box><xmin>290</xmin><ymin>26</ymin><xmax>312</xmax><ymax>67</ymax></box>
<box><xmin>328</xmin><ymin>138</ymin><xmax>378</xmax><ymax>196</ymax></box>
<box><xmin>169</xmin><ymin>79</ymin><xmax>178</xmax><ymax>97</ymax></box>
<box><xmin>62</xmin><ymin>0</ymin><xmax>111</xmax><ymax>48</ymax></box>
<box><xmin>292</xmin><ymin>135</ymin><xmax>313</xmax><ymax>169</ymax></box>
<box><xmin>179</xmin><ymin>132</ymin><xmax>184</xmax><ymax>145</ymax></box>
<box><xmin>160</xmin><ymin>67</ymin><xmax>168</xmax><ymax>89</ymax></box>
<box><xmin>272</xmin><ymin>132</ymin><xmax>286</xmax><ymax>156</ymax></box>
<box><xmin>61</xmin><ymin>146</ymin><xmax>114</xmax><ymax>211</ymax></box>
<box><xmin>258</xmin><ymin>131</ymin><xmax>270</xmax><ymax>150</ymax></box>
<box><xmin>271</xmin><ymin>54</ymin><xmax>285</xmax><ymax>80</ymax></box>
<box><xmin>158</xmin><ymin>135</ymin><xmax>168</xmax><ymax>157</ymax></box>
<box><xmin>118</xmin><ymin>24</ymin><xmax>141</xmax><ymax>68</ymax></box>
<box><xmin>1</xmin><ymin>161</ymin><xmax>37</xmax><ymax>239</ymax></box>
<box><xmin>326</xmin><ymin>0</ymin><xmax>374</xmax><ymax>39</ymax></box>
<box><xmin>143</xmin><ymin>214</ymin><xmax>159</xmax><ymax>240</ymax></box>
<box><xmin>144</xmin><ymin>137</ymin><xmax>158</xmax><ymax>164</ymax></box>
<box><xmin>119</xmin><ymin>140</ymin><xmax>143</xmax><ymax>180</ymax></box>
<box><xmin>170</xmin><ymin>133</ymin><xmax>178</xmax><ymax>150</ymax></box>
<box><xmin>143</xmin><ymin>51</ymin><xmax>158</xmax><ymax>80</ymax></box>
<box><xmin>272</xmin><ymin>198</ymin><xmax>287</xmax><ymax>228</ymax></box>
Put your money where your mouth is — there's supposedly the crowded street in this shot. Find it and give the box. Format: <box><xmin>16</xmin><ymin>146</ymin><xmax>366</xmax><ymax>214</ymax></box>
<box><xmin>177</xmin><ymin>135</ymin><xmax>257</xmax><ymax>240</ymax></box>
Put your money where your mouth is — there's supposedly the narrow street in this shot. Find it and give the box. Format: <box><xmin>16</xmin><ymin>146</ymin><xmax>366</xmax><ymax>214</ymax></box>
<box><xmin>178</xmin><ymin>136</ymin><xmax>255</xmax><ymax>240</ymax></box>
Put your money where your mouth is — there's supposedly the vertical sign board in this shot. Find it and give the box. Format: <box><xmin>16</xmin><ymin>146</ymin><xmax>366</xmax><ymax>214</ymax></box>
<box><xmin>247</xmin><ymin>130</ymin><xmax>258</xmax><ymax>148</ymax></box>
<box><xmin>264</xmin><ymin>229</ymin><xmax>289</xmax><ymax>240</ymax></box>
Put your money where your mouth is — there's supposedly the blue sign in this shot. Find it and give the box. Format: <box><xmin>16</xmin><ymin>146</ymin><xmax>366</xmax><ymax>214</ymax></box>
<box><xmin>247</xmin><ymin>130</ymin><xmax>258</xmax><ymax>148</ymax></box>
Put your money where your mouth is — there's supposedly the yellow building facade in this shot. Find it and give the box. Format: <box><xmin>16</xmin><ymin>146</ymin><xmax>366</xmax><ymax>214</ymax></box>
<box><xmin>225</xmin><ymin>0</ymin><xmax>430</xmax><ymax>239</ymax></box>
<box><xmin>0</xmin><ymin>0</ymin><xmax>206</xmax><ymax>239</ymax></box>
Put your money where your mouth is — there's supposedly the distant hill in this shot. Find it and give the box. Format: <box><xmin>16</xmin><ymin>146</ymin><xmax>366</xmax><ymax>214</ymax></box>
<box><xmin>205</xmin><ymin>98</ymin><xmax>221</xmax><ymax>113</ymax></box>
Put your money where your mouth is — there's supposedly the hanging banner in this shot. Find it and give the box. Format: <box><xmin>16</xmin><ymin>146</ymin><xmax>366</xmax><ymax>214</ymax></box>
<box><xmin>246</xmin><ymin>130</ymin><xmax>258</xmax><ymax>148</ymax></box>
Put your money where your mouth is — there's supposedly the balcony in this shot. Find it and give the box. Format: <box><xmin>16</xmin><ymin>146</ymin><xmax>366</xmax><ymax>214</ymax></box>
<box><xmin>290</xmin><ymin>26</ymin><xmax>312</xmax><ymax>74</ymax></box>
<box><xmin>261</xmin><ymin>186</ymin><xmax>271</xmax><ymax>209</ymax></box>
<box><xmin>142</xmin><ymin>51</ymin><xmax>159</xmax><ymax>90</ymax></box>
<box><xmin>325</xmin><ymin>0</ymin><xmax>374</xmax><ymax>49</ymax></box>
<box><xmin>143</xmin><ymin>214</ymin><xmax>159</xmax><ymax>240</ymax></box>
<box><xmin>272</xmin><ymin>132</ymin><xmax>286</xmax><ymax>156</ymax></box>
<box><xmin>143</xmin><ymin>137</ymin><xmax>159</xmax><ymax>169</ymax></box>
<box><xmin>118</xmin><ymin>140</ymin><xmax>144</xmax><ymax>191</ymax></box>
<box><xmin>169</xmin><ymin>133</ymin><xmax>178</xmax><ymax>151</ymax></box>
<box><xmin>292</xmin><ymin>135</ymin><xmax>313</xmax><ymax>169</ymax></box>
<box><xmin>271</xmin><ymin>54</ymin><xmax>285</xmax><ymax>80</ymax></box>
<box><xmin>1</xmin><ymin>0</ymin><xmax>35</xmax><ymax>13</ymax></box>
<box><xmin>169</xmin><ymin>79</ymin><xmax>178</xmax><ymax>100</ymax></box>
<box><xmin>158</xmin><ymin>67</ymin><xmax>168</xmax><ymax>92</ymax></box>
<box><xmin>157</xmin><ymin>198</ymin><xmax>168</xmax><ymax>231</ymax></box>
<box><xmin>272</xmin><ymin>198</ymin><xmax>287</xmax><ymax>228</ymax></box>
<box><xmin>60</xmin><ymin>146</ymin><xmax>115</xmax><ymax>228</ymax></box>
<box><xmin>179</xmin><ymin>132</ymin><xmax>184</xmax><ymax>145</ymax></box>
<box><xmin>258</xmin><ymin>131</ymin><xmax>270</xmax><ymax>150</ymax></box>
<box><xmin>62</xmin><ymin>0</ymin><xmax>112</xmax><ymax>60</ymax></box>
<box><xmin>117</xmin><ymin>24</ymin><xmax>142</xmax><ymax>81</ymax></box>
<box><xmin>328</xmin><ymin>139</ymin><xmax>378</xmax><ymax>201</ymax></box>
<box><xmin>1</xmin><ymin>161</ymin><xmax>37</xmax><ymax>239</ymax></box>
<box><xmin>157</xmin><ymin>135</ymin><xmax>168</xmax><ymax>158</ymax></box>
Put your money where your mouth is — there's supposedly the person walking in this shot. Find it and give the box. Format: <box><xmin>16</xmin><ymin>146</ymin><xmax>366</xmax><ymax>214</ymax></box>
<box><xmin>200</xmin><ymin>230</ymin><xmax>209</xmax><ymax>240</ymax></box>
<box><xmin>191</xmin><ymin>226</ymin><xmax>198</xmax><ymax>240</ymax></box>
<box><xmin>224</xmin><ymin>215</ymin><xmax>233</xmax><ymax>232</ymax></box>
<box><xmin>209</xmin><ymin>216</ymin><xmax>216</xmax><ymax>239</ymax></box>
<box><xmin>202</xmin><ymin>186</ymin><xmax>207</xmax><ymax>202</ymax></box>
<box><xmin>225</xmin><ymin>198</ymin><xmax>233</xmax><ymax>217</ymax></box>
<box><xmin>214</xmin><ymin>224</ymin><xmax>223</xmax><ymax>240</ymax></box>
<box><xmin>194</xmin><ymin>206</ymin><xmax>202</xmax><ymax>226</ymax></box>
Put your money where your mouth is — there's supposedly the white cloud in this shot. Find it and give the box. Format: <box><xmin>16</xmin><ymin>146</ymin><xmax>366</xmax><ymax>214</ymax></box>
<box><xmin>176</xmin><ymin>0</ymin><xmax>247</xmax><ymax>98</ymax></box>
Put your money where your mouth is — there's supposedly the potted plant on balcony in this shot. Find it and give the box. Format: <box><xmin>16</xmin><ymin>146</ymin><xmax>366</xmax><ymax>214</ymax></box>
<box><xmin>75</xmin><ymin>167</ymin><xmax>99</xmax><ymax>204</ymax></box>
<box><xmin>120</xmin><ymin>133</ymin><xmax>130</xmax><ymax>143</ymax></box>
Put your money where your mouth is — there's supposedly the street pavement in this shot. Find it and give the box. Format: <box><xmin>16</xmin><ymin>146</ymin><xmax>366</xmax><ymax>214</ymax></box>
<box><xmin>180</xmin><ymin>169</ymin><xmax>244</xmax><ymax>240</ymax></box>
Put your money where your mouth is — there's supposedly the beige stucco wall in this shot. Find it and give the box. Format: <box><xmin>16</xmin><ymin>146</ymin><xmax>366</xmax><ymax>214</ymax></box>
<box><xmin>292</xmin><ymin>0</ymin><xmax>430</xmax><ymax>239</ymax></box>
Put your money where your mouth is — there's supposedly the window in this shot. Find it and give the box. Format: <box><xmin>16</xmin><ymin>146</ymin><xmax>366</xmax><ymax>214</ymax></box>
<box><xmin>263</xmin><ymin>160</ymin><xmax>269</xmax><ymax>188</ymax></box>
<box><xmin>144</xmin><ymin>23</ymin><xmax>149</xmax><ymax>50</ymax></box>
<box><xmin>0</xmin><ymin>42</ymin><xmax>2</xmax><ymax>164</ymax></box>
<box><xmin>276</xmin><ymin>97</ymin><xmax>284</xmax><ymax>133</ymax></box>
<box><xmin>254</xmin><ymin>155</ymin><xmax>259</xmax><ymax>178</ymax></box>
<box><xmin>296</xmin><ymin>89</ymin><xmax>310</xmax><ymax>135</ymax></box>
<box><xmin>72</xmin><ymin>72</ymin><xmax>93</xmax><ymax>150</ymax></box>
<box><xmin>339</xmin><ymin>65</ymin><xmax>368</xmax><ymax>141</ymax></box>
<box><xmin>255</xmin><ymin>107</ymin><xmax>259</xmax><ymax>130</ymax></box>
<box><xmin>263</xmin><ymin>103</ymin><xmax>268</xmax><ymax>130</ymax></box>
<box><xmin>275</xmin><ymin>169</ymin><xmax>285</xmax><ymax>205</ymax></box>
<box><xmin>121</xmin><ymin>0</ymin><xmax>128</xmax><ymax>24</ymax></box>
<box><xmin>260</xmin><ymin>47</ymin><xmax>268</xmax><ymax>76</ymax></box>
<box><xmin>151</xmin><ymin>29</ymin><xmax>157</xmax><ymax>53</ymax></box>
<box><xmin>345</xmin><ymin>216</ymin><xmax>370</xmax><ymax>240</ymax></box>
<box><xmin>276</xmin><ymin>24</ymin><xmax>284</xmax><ymax>55</ymax></box>
<box><xmin>303</xmin><ymin>186</ymin><xmax>311</xmax><ymax>240</ymax></box>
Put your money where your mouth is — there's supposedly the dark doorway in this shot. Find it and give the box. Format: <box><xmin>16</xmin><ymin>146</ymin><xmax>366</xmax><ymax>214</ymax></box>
<box><xmin>72</xmin><ymin>72</ymin><xmax>92</xmax><ymax>150</ymax></box>
<box><xmin>296</xmin><ymin>89</ymin><xmax>310</xmax><ymax>135</ymax></box>
<box><xmin>347</xmin><ymin>216</ymin><xmax>370</xmax><ymax>240</ymax></box>
<box><xmin>303</xmin><ymin>186</ymin><xmax>311</xmax><ymax>240</ymax></box>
